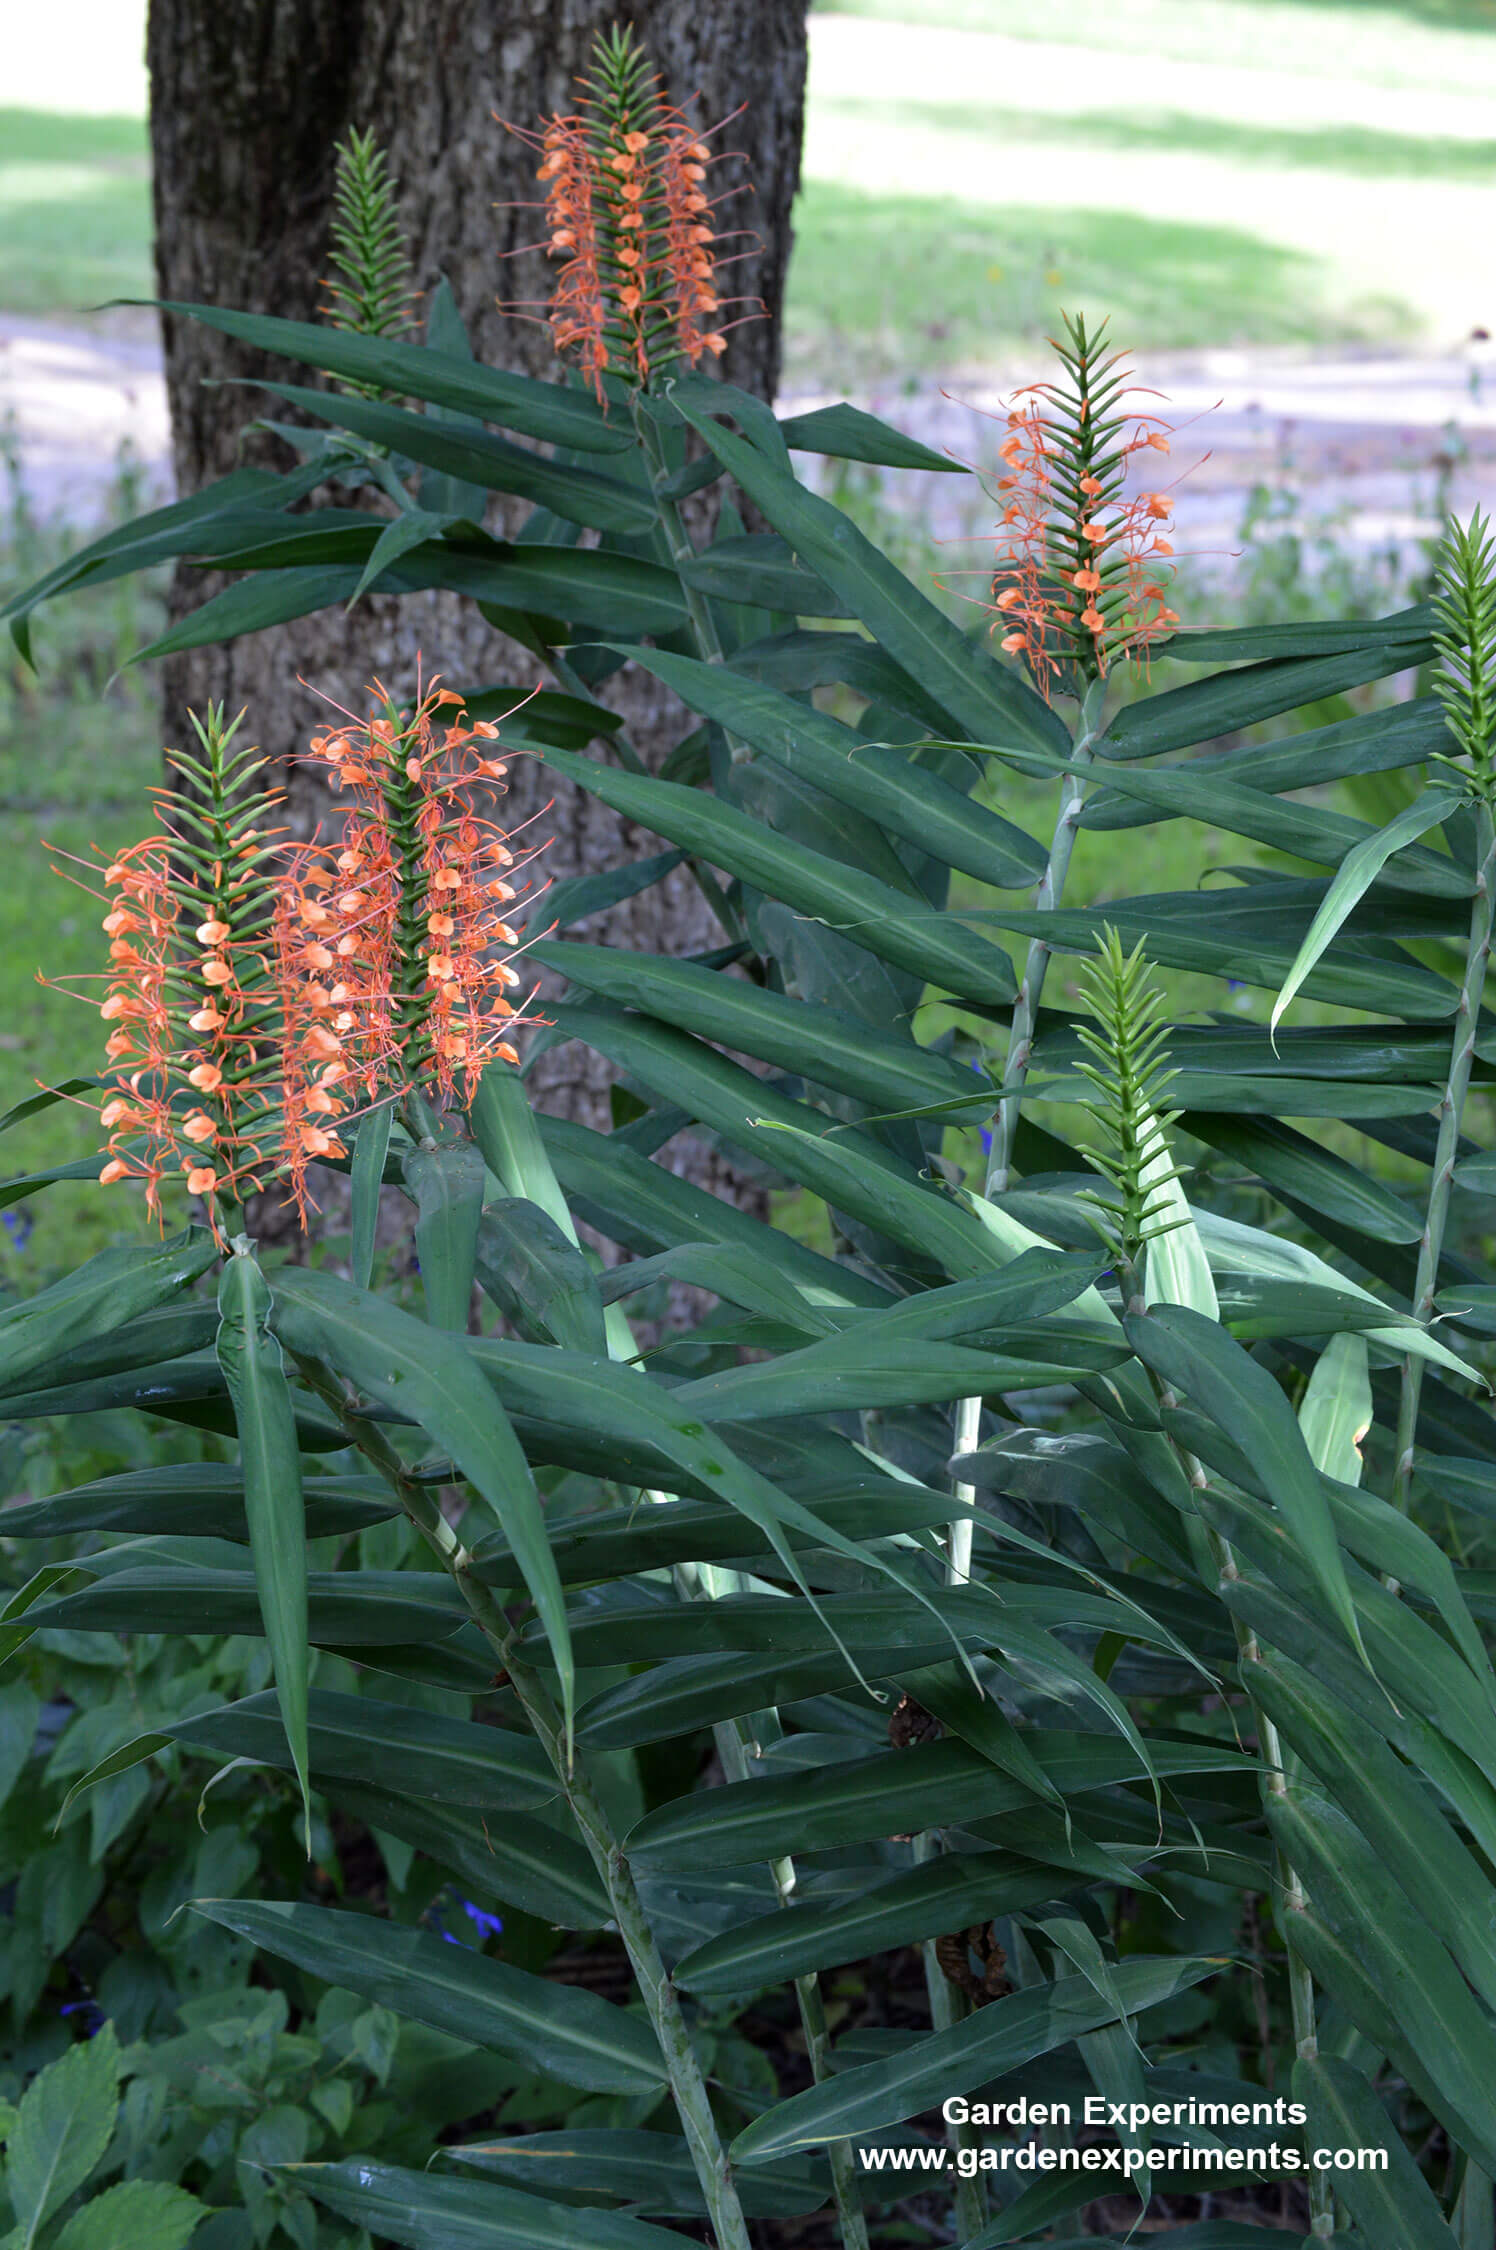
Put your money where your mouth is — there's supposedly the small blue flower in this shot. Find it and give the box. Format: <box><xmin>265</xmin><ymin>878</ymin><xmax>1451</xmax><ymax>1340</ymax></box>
<box><xmin>2</xmin><ymin>1211</ymin><xmax>31</xmax><ymax>1253</ymax></box>
<box><xmin>462</xmin><ymin>1901</ymin><xmax>504</xmax><ymax>1941</ymax></box>
<box><xmin>60</xmin><ymin>2000</ymin><xmax>103</xmax><ymax>2036</ymax></box>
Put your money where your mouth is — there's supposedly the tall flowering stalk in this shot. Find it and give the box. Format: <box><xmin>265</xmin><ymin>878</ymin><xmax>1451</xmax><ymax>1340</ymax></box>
<box><xmin>504</xmin><ymin>25</ymin><xmax>753</xmax><ymax>398</ymax></box>
<box><xmin>278</xmin><ymin>680</ymin><xmax>540</xmax><ymax>1208</ymax></box>
<box><xmin>989</xmin><ymin>312</ymin><xmax>1179</xmax><ymax>697</ymax></box>
<box><xmin>321</xmin><ymin>128</ymin><xmax>418</xmax><ymax>361</ymax></box>
<box><xmin>51</xmin><ymin>708</ymin><xmax>309</xmax><ymax>1231</ymax></box>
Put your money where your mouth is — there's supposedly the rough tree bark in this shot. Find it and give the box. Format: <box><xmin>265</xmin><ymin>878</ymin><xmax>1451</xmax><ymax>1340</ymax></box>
<box><xmin>145</xmin><ymin>0</ymin><xmax>807</xmax><ymax>1205</ymax></box>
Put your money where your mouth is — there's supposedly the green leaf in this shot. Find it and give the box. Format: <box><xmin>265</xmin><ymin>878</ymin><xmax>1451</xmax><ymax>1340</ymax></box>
<box><xmin>678</xmin><ymin>533</ymin><xmax>852</xmax><ymax>618</ymax></box>
<box><xmin>131</xmin><ymin>565</ymin><xmax>369</xmax><ymax>662</ymax></box>
<box><xmin>625</xmin><ymin>1733</ymin><xmax>1248</xmax><ymax>1869</ymax></box>
<box><xmin>1102</xmin><ymin>640</ymin><xmax>1433</xmax><ymax>758</ymax></box>
<box><xmin>404</xmin><ymin>1141</ymin><xmax>486</xmax><ymax>1331</ymax></box>
<box><xmin>247</xmin><ymin>380</ymin><xmax>656</xmax><ymax>531</ymax></box>
<box><xmin>51</xmin><ymin>2181</ymin><xmax>205</xmax><ymax>2250</ymax></box>
<box><xmin>288</xmin><ymin>2159</ymin><xmax>691</xmax><ymax>2250</ymax></box>
<box><xmin>347</xmin><ymin>507</ymin><xmax>460</xmax><ymax>602</ymax></box>
<box><xmin>267</xmin><ymin>1266</ymin><xmax>573</xmax><ymax>1747</ymax></box>
<box><xmin>546</xmin><ymin>1005</ymin><xmax>1000</xmax><ymax>1282</ymax></box>
<box><xmin>672</xmin><ymin>390</ymin><xmax>1066</xmax><ymax>754</ymax></box>
<box><xmin>475</xmin><ymin>1199</ymin><xmax>607</xmax><ymax>1355</ymax></box>
<box><xmin>519</xmin><ymin>848</ymin><xmax>683</xmax><ymax>937</ymax></box>
<box><xmin>473</xmin><ymin>1479</ymin><xmax>967</xmax><ymax>1590</ymax></box>
<box><xmin>6</xmin><ymin>2023</ymin><xmax>121</xmax><ymax>2249</ymax></box>
<box><xmin>0</xmin><ymin>1464</ymin><xmax>393</xmax><ymax>1543</ymax></box>
<box><xmin>603</xmin><ymin>643</ymin><xmax>1046</xmax><ymax>889</ymax></box>
<box><xmin>777</xmin><ymin>400</ymin><xmax>964</xmax><ymax>472</ymax></box>
<box><xmin>538</xmin><ymin>746</ymin><xmax>1017</xmax><ymax>1005</ymax></box>
<box><xmin>164</xmin><ymin>1685</ymin><xmax>554</xmax><ymax>1807</ymax></box>
<box><xmin>1082</xmin><ymin>693</ymin><xmax>1447</xmax><ymax>831</ymax></box>
<box><xmin>1160</xmin><ymin>604</ymin><xmax>1432</xmax><ymax>663</ymax></box>
<box><xmin>1295</xmin><ymin>2054</ymin><xmax>1460</xmax><ymax>2250</ymax></box>
<box><xmin>1272</xmin><ymin>789</ymin><xmax>1463</xmax><ymax>1035</ymax></box>
<box><xmin>194</xmin><ymin>1900</ymin><xmax>660</xmax><ymax>2089</ymax></box>
<box><xmin>351</xmin><ymin>1105</ymin><xmax>394</xmax><ymax>1290</ymax></box>
<box><xmin>675</xmin><ymin>1850</ymin><xmax>1078</xmax><ymax>1996</ymax></box>
<box><xmin>1251</xmin><ymin>1650</ymin><xmax>1496</xmax><ymax>2016</ymax></box>
<box><xmin>152</xmin><ymin>303</ymin><xmax>632</xmax><ymax>452</ymax></box>
<box><xmin>538</xmin><ymin>1112</ymin><xmax>893</xmax><ymax>1309</ymax></box>
<box><xmin>1299</xmin><ymin>1333</ymin><xmax>1374</xmax><ymax>1485</ymax></box>
<box><xmin>1269</xmin><ymin>1787</ymin><xmax>1496</xmax><ymax>2180</ymax></box>
<box><xmin>0</xmin><ymin>1230</ymin><xmax>214</xmax><ymax>1394</ymax></box>
<box><xmin>538</xmin><ymin>942</ymin><xmax>987</xmax><ymax>1122</ymax></box>
<box><xmin>731</xmin><ymin>1957</ymin><xmax>1221</xmax><ymax>2162</ymax></box>
<box><xmin>1124</xmin><ymin>1303</ymin><xmax>1363</xmax><ymax>1657</ymax></box>
<box><xmin>327</xmin><ymin>1781</ymin><xmax>608</xmax><ymax>1928</ymax></box>
<box><xmin>36</xmin><ymin>1566</ymin><xmax>465</xmax><ymax>1644</ymax></box>
<box><xmin>444</xmin><ymin>2130</ymin><xmax>827</xmax><ymax>2219</ymax></box>
<box><xmin>728</xmin><ymin>627</ymin><xmax>950</xmax><ymax>734</ymax></box>
<box><xmin>216</xmin><ymin>1251</ymin><xmax>311</xmax><ymax>1838</ymax></box>
<box><xmin>971</xmin><ymin>883</ymin><xmax>1457</xmax><ymax>1020</ymax></box>
<box><xmin>1185</xmin><ymin>1114</ymin><xmax>1423</xmax><ymax>1244</ymax></box>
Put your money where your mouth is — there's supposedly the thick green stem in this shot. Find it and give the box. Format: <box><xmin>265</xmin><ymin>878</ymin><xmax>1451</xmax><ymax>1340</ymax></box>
<box><xmin>293</xmin><ymin>1365</ymin><xmax>754</xmax><ymax>2250</ymax></box>
<box><xmin>1394</xmin><ymin>798</ymin><xmax>1496</xmax><ymax>1512</ymax></box>
<box><xmin>632</xmin><ymin>395</ymin><xmax>730</xmax><ymax>671</ymax></box>
<box><xmin>912</xmin><ymin>1834</ymin><xmax>986</xmax><ymax>2238</ymax></box>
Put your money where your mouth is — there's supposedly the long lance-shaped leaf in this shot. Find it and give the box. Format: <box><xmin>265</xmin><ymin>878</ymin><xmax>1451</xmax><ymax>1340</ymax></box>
<box><xmin>0</xmin><ymin>1464</ymin><xmax>394</xmax><ymax>1543</ymax></box>
<box><xmin>671</xmin><ymin>389</ymin><xmax>1069</xmax><ymax>756</ymax></box>
<box><xmin>288</xmin><ymin>2159</ymin><xmax>691</xmax><ymax>2250</ymax></box>
<box><xmin>1222</xmin><ymin>1574</ymin><xmax>1496</xmax><ymax>1869</ymax></box>
<box><xmin>1295</xmin><ymin>2054</ymin><xmax>1460</xmax><ymax>2250</ymax></box>
<box><xmin>1101</xmin><ymin>638</ymin><xmax>1434</xmax><ymax>758</ymax></box>
<box><xmin>350</xmin><ymin>1105</ymin><xmax>394</xmax><ymax>1290</ymax></box>
<box><xmin>0</xmin><ymin>463</ymin><xmax>333</xmax><ymax>660</ymax></box>
<box><xmin>192</xmin><ymin>1901</ymin><xmax>664</xmax><ymax>2092</ymax></box>
<box><xmin>730</xmin><ymin>1958</ymin><xmax>1222</xmax><ymax>2163</ymax></box>
<box><xmin>1124</xmin><ymin>1303</ymin><xmax>1363</xmax><ymax>1658</ymax></box>
<box><xmin>537</xmin><ymin>941</ymin><xmax>988</xmax><ymax>1120</ymax></box>
<box><xmin>547</xmin><ymin>1004</ymin><xmax>999</xmax><ymax>1281</ymax></box>
<box><xmin>537</xmin><ymin>1113</ymin><xmax>895</xmax><ymax>1309</ymax></box>
<box><xmin>537</xmin><ymin>746</ymin><xmax>1016</xmax><ymax>1005</ymax></box>
<box><xmin>1186</xmin><ymin>1114</ymin><xmax>1423</xmax><ymax>1246</ymax></box>
<box><xmin>1248</xmin><ymin>1649</ymin><xmax>1496</xmax><ymax>2018</ymax></box>
<box><xmin>1271</xmin><ymin>788</ymin><xmax>1464</xmax><ymax>1036</ymax></box>
<box><xmin>148</xmin><ymin>303</ymin><xmax>633</xmax><ymax>452</ymax></box>
<box><xmin>1269</xmin><ymin>1790</ymin><xmax>1496</xmax><ymax>2178</ymax></box>
<box><xmin>265</xmin><ymin>1267</ymin><xmax>574</xmax><ymax>1749</ymax></box>
<box><xmin>216</xmin><ymin>1252</ymin><xmax>310</xmax><ymax>1838</ymax></box>
<box><xmin>165</xmin><ymin>1686</ymin><xmax>554</xmax><ymax>1807</ymax></box>
<box><xmin>244</xmin><ymin>380</ymin><xmax>657</xmax><ymax>532</ymax></box>
<box><xmin>777</xmin><ymin>399</ymin><xmax>966</xmax><ymax>473</ymax></box>
<box><xmin>1160</xmin><ymin>605</ymin><xmax>1432</xmax><ymax>663</ymax></box>
<box><xmin>974</xmin><ymin>739</ymin><xmax>1472</xmax><ymax>896</ymax></box>
<box><xmin>625</xmin><ymin>1733</ymin><xmax>1249</xmax><ymax>1870</ymax></box>
<box><xmin>33</xmin><ymin>1565</ymin><xmax>465</xmax><ymax>1644</ymax></box>
<box><xmin>0</xmin><ymin>1229</ymin><xmax>214</xmax><ymax>1393</ymax></box>
<box><xmin>404</xmin><ymin>1141</ymin><xmax>486</xmax><ymax>1331</ymax></box>
<box><xmin>443</xmin><ymin>2132</ymin><xmax>828</xmax><ymax>2221</ymax></box>
<box><xmin>605</xmin><ymin>643</ymin><xmax>1046</xmax><ymax>888</ymax></box>
<box><xmin>675</xmin><ymin>1852</ymin><xmax>1086</xmax><ymax>1996</ymax></box>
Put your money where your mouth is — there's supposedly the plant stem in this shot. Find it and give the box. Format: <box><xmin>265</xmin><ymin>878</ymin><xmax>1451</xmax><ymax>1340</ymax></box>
<box><xmin>716</xmin><ymin>1712</ymin><xmax>872</xmax><ymax>2250</ymax></box>
<box><xmin>986</xmin><ymin>678</ymin><xmax>1108</xmax><ymax>1200</ymax></box>
<box><xmin>293</xmin><ymin>1363</ymin><xmax>755</xmax><ymax>2250</ymax></box>
<box><xmin>911</xmin><ymin>1835</ymin><xmax>986</xmax><ymax>2238</ymax></box>
<box><xmin>1393</xmin><ymin>797</ymin><xmax>1496</xmax><ymax>1512</ymax></box>
<box><xmin>632</xmin><ymin>395</ymin><xmax>729</xmax><ymax>671</ymax></box>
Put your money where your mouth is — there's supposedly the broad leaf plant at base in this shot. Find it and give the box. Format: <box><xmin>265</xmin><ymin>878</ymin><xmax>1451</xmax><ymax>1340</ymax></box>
<box><xmin>2</xmin><ymin>25</ymin><xmax>1496</xmax><ymax>2249</ymax></box>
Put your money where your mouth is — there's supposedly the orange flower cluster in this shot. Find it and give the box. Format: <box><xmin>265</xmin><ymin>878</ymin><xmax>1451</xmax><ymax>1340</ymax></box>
<box><xmin>988</xmin><ymin>325</ymin><xmax>1182</xmax><ymax>695</ymax></box>
<box><xmin>502</xmin><ymin>30</ymin><xmax>753</xmax><ymax>397</ymax></box>
<box><xmin>50</xmin><ymin>693</ymin><xmax>540</xmax><ymax>1232</ymax></box>
<box><xmin>56</xmin><ymin>731</ymin><xmax>294</xmax><ymax>1226</ymax></box>
<box><xmin>277</xmin><ymin>683</ymin><xmax>539</xmax><ymax>1207</ymax></box>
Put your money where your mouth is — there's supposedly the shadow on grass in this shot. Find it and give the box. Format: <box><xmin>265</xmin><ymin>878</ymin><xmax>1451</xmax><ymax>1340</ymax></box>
<box><xmin>0</xmin><ymin>110</ymin><xmax>151</xmax><ymax>317</ymax></box>
<box><xmin>785</xmin><ymin>182</ymin><xmax>1416</xmax><ymax>381</ymax></box>
<box><xmin>823</xmin><ymin>94</ymin><xmax>1496</xmax><ymax>182</ymax></box>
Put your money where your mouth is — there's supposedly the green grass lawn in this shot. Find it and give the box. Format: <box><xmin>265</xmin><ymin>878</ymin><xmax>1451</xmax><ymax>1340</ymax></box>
<box><xmin>0</xmin><ymin>110</ymin><xmax>150</xmax><ymax>316</ymax></box>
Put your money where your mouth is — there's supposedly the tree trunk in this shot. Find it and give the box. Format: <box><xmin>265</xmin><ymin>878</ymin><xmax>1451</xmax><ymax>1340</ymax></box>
<box><xmin>145</xmin><ymin>0</ymin><xmax>806</xmax><ymax>1213</ymax></box>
